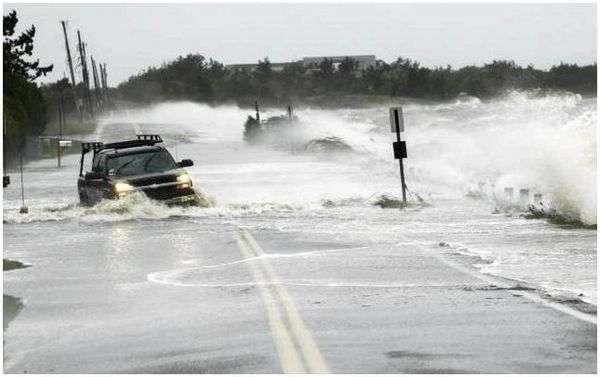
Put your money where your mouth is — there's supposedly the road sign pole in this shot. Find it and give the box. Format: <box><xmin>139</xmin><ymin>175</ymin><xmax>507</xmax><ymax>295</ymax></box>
<box><xmin>57</xmin><ymin>98</ymin><xmax>63</xmax><ymax>168</ymax></box>
<box><xmin>19</xmin><ymin>150</ymin><xmax>28</xmax><ymax>214</ymax></box>
<box><xmin>3</xmin><ymin>114</ymin><xmax>9</xmax><ymax>188</ymax></box>
<box><xmin>390</xmin><ymin>107</ymin><xmax>407</xmax><ymax>207</ymax></box>
<box><xmin>394</xmin><ymin>110</ymin><xmax>407</xmax><ymax>206</ymax></box>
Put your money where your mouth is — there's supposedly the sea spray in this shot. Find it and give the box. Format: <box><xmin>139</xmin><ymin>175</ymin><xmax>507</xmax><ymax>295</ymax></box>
<box><xmin>80</xmin><ymin>91</ymin><xmax>600</xmax><ymax>225</ymax></box>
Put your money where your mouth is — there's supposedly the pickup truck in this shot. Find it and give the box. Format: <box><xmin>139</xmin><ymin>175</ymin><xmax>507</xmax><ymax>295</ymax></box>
<box><xmin>77</xmin><ymin>135</ymin><xmax>199</xmax><ymax>206</ymax></box>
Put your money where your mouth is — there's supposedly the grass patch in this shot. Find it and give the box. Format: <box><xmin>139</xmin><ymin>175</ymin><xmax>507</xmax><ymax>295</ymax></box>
<box><xmin>3</xmin><ymin>294</ymin><xmax>24</xmax><ymax>331</ymax></box>
<box><xmin>3</xmin><ymin>259</ymin><xmax>28</xmax><ymax>271</ymax></box>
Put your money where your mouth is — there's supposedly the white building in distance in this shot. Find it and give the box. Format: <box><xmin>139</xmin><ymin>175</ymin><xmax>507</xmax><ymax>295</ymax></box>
<box><xmin>301</xmin><ymin>55</ymin><xmax>376</xmax><ymax>70</ymax></box>
<box><xmin>226</xmin><ymin>55</ymin><xmax>377</xmax><ymax>73</ymax></box>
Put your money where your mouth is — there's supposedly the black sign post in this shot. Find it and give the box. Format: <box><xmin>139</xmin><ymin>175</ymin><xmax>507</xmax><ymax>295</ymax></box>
<box><xmin>19</xmin><ymin>151</ymin><xmax>28</xmax><ymax>214</ymax></box>
<box><xmin>3</xmin><ymin>114</ymin><xmax>9</xmax><ymax>188</ymax></box>
<box><xmin>390</xmin><ymin>107</ymin><xmax>407</xmax><ymax>206</ymax></box>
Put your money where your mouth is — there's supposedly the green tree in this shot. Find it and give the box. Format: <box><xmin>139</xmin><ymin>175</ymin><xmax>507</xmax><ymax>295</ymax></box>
<box><xmin>280</xmin><ymin>62</ymin><xmax>306</xmax><ymax>98</ymax></box>
<box><xmin>253</xmin><ymin>57</ymin><xmax>273</xmax><ymax>99</ymax></box>
<box><xmin>3</xmin><ymin>10</ymin><xmax>53</xmax><ymax>80</ymax></box>
<box><xmin>254</xmin><ymin>57</ymin><xmax>272</xmax><ymax>83</ymax></box>
<box><xmin>226</xmin><ymin>68</ymin><xmax>253</xmax><ymax>99</ymax></box>
<box><xmin>317</xmin><ymin>58</ymin><xmax>334</xmax><ymax>79</ymax></box>
<box><xmin>337</xmin><ymin>57</ymin><xmax>357</xmax><ymax>77</ymax></box>
<box><xmin>360</xmin><ymin>61</ymin><xmax>390</xmax><ymax>94</ymax></box>
<box><xmin>116</xmin><ymin>53</ymin><xmax>597</xmax><ymax>105</ymax></box>
<box><xmin>3</xmin><ymin>10</ymin><xmax>52</xmax><ymax>163</ymax></box>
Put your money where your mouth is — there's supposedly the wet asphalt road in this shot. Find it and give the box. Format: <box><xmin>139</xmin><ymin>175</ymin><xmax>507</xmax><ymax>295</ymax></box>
<box><xmin>3</xmin><ymin>115</ymin><xmax>596</xmax><ymax>373</ymax></box>
<box><xmin>3</xmin><ymin>219</ymin><xmax>596</xmax><ymax>373</ymax></box>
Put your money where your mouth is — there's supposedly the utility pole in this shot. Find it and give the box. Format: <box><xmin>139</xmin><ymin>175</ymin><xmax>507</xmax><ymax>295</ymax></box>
<box><xmin>90</xmin><ymin>56</ymin><xmax>102</xmax><ymax>110</ymax></box>
<box><xmin>60</xmin><ymin>21</ymin><xmax>77</xmax><ymax>88</ymax></box>
<box><xmin>60</xmin><ymin>20</ymin><xmax>82</xmax><ymax>121</ymax></box>
<box><xmin>100</xmin><ymin>63</ymin><xmax>109</xmax><ymax>108</ymax></box>
<box><xmin>77</xmin><ymin>30</ymin><xmax>94</xmax><ymax>119</ymax></box>
<box><xmin>82</xmin><ymin>41</ymin><xmax>94</xmax><ymax>119</ymax></box>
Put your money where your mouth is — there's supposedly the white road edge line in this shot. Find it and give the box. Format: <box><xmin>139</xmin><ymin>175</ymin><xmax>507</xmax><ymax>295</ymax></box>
<box><xmin>412</xmin><ymin>241</ymin><xmax>597</xmax><ymax>325</ymax></box>
<box><xmin>240</xmin><ymin>228</ymin><xmax>330</xmax><ymax>374</ymax></box>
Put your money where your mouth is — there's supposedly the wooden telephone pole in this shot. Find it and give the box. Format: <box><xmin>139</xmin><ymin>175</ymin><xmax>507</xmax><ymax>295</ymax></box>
<box><xmin>90</xmin><ymin>56</ymin><xmax>102</xmax><ymax>110</ymax></box>
<box><xmin>60</xmin><ymin>21</ymin><xmax>77</xmax><ymax>88</ymax></box>
<box><xmin>77</xmin><ymin>30</ymin><xmax>94</xmax><ymax>119</ymax></box>
<box><xmin>60</xmin><ymin>20</ymin><xmax>82</xmax><ymax>120</ymax></box>
<box><xmin>100</xmin><ymin>63</ymin><xmax>110</xmax><ymax>109</ymax></box>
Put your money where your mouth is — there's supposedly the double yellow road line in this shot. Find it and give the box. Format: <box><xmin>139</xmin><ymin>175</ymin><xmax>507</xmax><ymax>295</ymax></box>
<box><xmin>235</xmin><ymin>228</ymin><xmax>330</xmax><ymax>374</ymax></box>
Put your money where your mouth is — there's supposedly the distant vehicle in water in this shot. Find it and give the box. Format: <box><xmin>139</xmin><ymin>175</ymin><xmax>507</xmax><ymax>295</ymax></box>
<box><xmin>243</xmin><ymin>103</ymin><xmax>354</xmax><ymax>154</ymax></box>
<box><xmin>77</xmin><ymin>135</ymin><xmax>199</xmax><ymax>206</ymax></box>
<box><xmin>243</xmin><ymin>103</ymin><xmax>298</xmax><ymax>144</ymax></box>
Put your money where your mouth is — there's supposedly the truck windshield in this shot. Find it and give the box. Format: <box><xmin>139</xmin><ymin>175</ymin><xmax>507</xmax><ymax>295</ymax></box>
<box><xmin>106</xmin><ymin>150</ymin><xmax>177</xmax><ymax>176</ymax></box>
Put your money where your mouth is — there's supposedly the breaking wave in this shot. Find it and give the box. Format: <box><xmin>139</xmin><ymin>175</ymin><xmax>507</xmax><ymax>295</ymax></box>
<box><xmin>290</xmin><ymin>90</ymin><xmax>596</xmax><ymax>225</ymax></box>
<box><xmin>6</xmin><ymin>91</ymin><xmax>595</xmax><ymax>226</ymax></box>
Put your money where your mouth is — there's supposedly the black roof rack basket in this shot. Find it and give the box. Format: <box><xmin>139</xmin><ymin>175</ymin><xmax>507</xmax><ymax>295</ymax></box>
<box><xmin>78</xmin><ymin>135</ymin><xmax>163</xmax><ymax>177</ymax></box>
<box><xmin>81</xmin><ymin>142</ymin><xmax>104</xmax><ymax>154</ymax></box>
<box><xmin>137</xmin><ymin>134</ymin><xmax>162</xmax><ymax>142</ymax></box>
<box><xmin>102</xmin><ymin>135</ymin><xmax>163</xmax><ymax>150</ymax></box>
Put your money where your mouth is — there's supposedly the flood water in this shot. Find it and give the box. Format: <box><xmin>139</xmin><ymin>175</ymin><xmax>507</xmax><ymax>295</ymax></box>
<box><xmin>4</xmin><ymin>90</ymin><xmax>597</xmax><ymax>304</ymax></box>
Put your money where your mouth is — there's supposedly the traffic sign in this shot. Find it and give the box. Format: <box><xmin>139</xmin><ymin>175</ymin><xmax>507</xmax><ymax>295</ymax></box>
<box><xmin>393</xmin><ymin>141</ymin><xmax>407</xmax><ymax>159</ymax></box>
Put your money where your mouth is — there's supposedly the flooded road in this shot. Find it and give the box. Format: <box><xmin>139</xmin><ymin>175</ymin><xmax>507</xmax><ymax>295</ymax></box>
<box><xmin>3</xmin><ymin>91</ymin><xmax>596</xmax><ymax>372</ymax></box>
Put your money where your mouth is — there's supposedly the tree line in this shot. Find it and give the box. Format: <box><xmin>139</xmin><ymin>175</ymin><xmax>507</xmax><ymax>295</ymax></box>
<box><xmin>117</xmin><ymin>54</ymin><xmax>597</xmax><ymax>106</ymax></box>
<box><xmin>4</xmin><ymin>10</ymin><xmax>114</xmax><ymax>166</ymax></box>
<box><xmin>3</xmin><ymin>10</ymin><xmax>53</xmax><ymax>164</ymax></box>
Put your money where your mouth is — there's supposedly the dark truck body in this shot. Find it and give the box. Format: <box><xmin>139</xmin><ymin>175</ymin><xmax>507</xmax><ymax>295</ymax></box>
<box><xmin>77</xmin><ymin>135</ymin><xmax>198</xmax><ymax>206</ymax></box>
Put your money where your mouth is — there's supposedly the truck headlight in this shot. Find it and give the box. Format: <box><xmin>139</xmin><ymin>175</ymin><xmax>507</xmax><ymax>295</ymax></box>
<box><xmin>114</xmin><ymin>182</ymin><xmax>134</xmax><ymax>196</ymax></box>
<box><xmin>177</xmin><ymin>174</ymin><xmax>191</xmax><ymax>188</ymax></box>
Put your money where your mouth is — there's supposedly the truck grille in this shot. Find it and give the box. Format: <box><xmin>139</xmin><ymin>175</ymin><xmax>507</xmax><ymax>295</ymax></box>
<box><xmin>142</xmin><ymin>186</ymin><xmax>194</xmax><ymax>201</ymax></box>
<box><xmin>131</xmin><ymin>174</ymin><xmax>177</xmax><ymax>187</ymax></box>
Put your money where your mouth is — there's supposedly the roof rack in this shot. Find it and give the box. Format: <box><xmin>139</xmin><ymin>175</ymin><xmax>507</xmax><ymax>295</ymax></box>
<box><xmin>137</xmin><ymin>134</ymin><xmax>162</xmax><ymax>142</ymax></box>
<box><xmin>102</xmin><ymin>134</ymin><xmax>163</xmax><ymax>151</ymax></box>
<box><xmin>81</xmin><ymin>142</ymin><xmax>104</xmax><ymax>154</ymax></box>
<box><xmin>80</xmin><ymin>135</ymin><xmax>163</xmax><ymax>153</ymax></box>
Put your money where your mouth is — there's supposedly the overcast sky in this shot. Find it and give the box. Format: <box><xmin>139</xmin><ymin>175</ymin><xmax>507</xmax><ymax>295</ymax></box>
<box><xmin>5</xmin><ymin>3</ymin><xmax>597</xmax><ymax>86</ymax></box>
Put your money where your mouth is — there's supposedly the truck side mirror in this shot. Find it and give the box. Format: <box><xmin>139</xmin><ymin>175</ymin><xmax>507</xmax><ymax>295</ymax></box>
<box><xmin>85</xmin><ymin>171</ymin><xmax>105</xmax><ymax>180</ymax></box>
<box><xmin>178</xmin><ymin>159</ymin><xmax>193</xmax><ymax>168</ymax></box>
